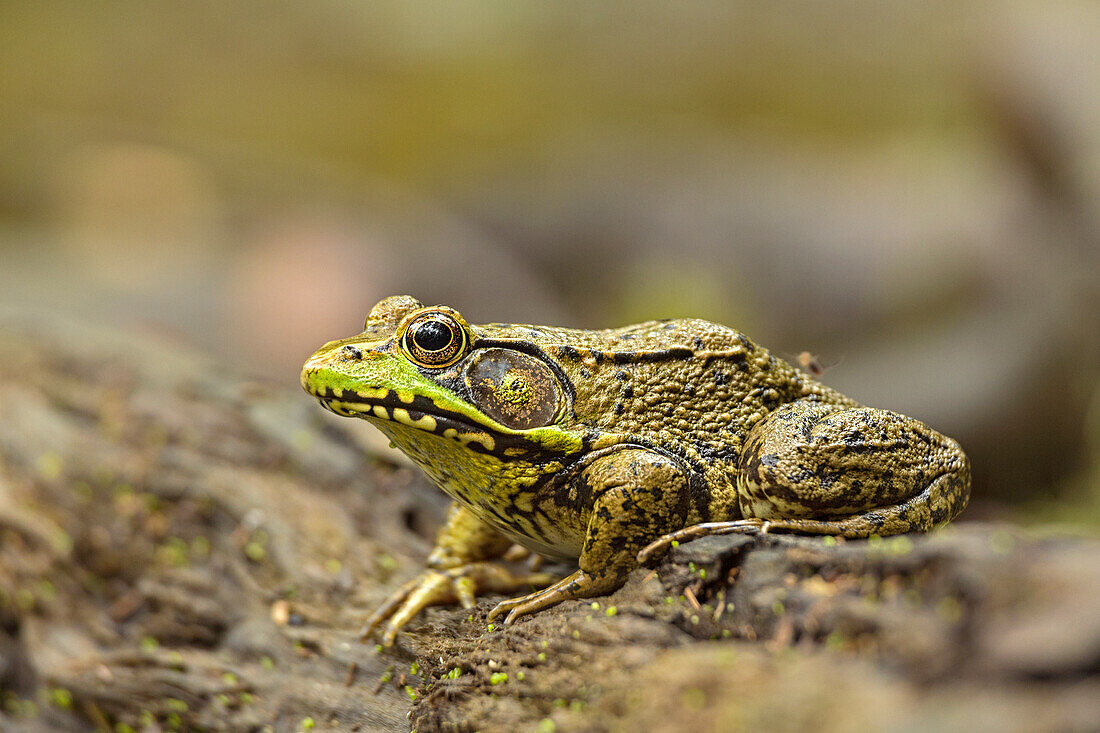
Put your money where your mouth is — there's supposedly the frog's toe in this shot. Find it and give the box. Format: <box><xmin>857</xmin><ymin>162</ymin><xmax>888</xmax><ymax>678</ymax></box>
<box><xmin>360</xmin><ymin>570</ymin><xmax>454</xmax><ymax>645</ymax></box>
<box><xmin>487</xmin><ymin>569</ymin><xmax>620</xmax><ymax>626</ymax></box>
<box><xmin>360</xmin><ymin>564</ymin><xmax>560</xmax><ymax>645</ymax></box>
<box><xmin>636</xmin><ymin>519</ymin><xmax>768</xmax><ymax>565</ymax></box>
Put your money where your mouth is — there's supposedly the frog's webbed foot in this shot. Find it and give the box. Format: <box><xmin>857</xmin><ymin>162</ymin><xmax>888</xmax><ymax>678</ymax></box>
<box><xmin>361</xmin><ymin>562</ymin><xmax>558</xmax><ymax>646</ymax></box>
<box><xmin>486</xmin><ymin>568</ymin><xmax>621</xmax><ymax>626</ymax></box>
<box><xmin>636</xmin><ymin>519</ymin><xmax>769</xmax><ymax>565</ymax></box>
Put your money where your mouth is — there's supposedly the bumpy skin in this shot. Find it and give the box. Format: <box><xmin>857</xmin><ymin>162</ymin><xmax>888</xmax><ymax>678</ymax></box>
<box><xmin>301</xmin><ymin>295</ymin><xmax>970</xmax><ymax>643</ymax></box>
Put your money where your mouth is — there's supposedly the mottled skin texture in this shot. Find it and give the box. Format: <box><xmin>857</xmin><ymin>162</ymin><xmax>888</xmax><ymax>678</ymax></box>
<box><xmin>301</xmin><ymin>295</ymin><xmax>970</xmax><ymax>644</ymax></box>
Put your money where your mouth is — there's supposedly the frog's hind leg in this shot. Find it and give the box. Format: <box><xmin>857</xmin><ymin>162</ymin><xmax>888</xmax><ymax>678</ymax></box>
<box><xmin>638</xmin><ymin>402</ymin><xmax>969</xmax><ymax>563</ymax></box>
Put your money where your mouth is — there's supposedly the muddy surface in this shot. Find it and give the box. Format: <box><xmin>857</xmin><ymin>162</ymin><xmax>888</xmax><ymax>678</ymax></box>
<box><xmin>1</xmin><ymin>316</ymin><xmax>1099</xmax><ymax>732</ymax></box>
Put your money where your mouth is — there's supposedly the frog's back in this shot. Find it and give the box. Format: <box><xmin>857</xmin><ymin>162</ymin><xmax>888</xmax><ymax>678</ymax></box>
<box><xmin>474</xmin><ymin>317</ymin><xmax>854</xmax><ymax>465</ymax></box>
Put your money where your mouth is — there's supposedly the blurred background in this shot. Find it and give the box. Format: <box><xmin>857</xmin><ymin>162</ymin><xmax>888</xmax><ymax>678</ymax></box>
<box><xmin>1</xmin><ymin>1</ymin><xmax>1097</xmax><ymax>525</ymax></box>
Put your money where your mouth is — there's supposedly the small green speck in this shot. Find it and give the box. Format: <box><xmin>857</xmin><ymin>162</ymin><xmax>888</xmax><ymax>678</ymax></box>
<box><xmin>605</xmin><ymin>606</ymin><xmax>617</xmax><ymax>617</ymax></box>
<box><xmin>216</xmin><ymin>694</ymin><xmax>231</xmax><ymax>706</ymax></box>
<box><xmin>825</xmin><ymin>631</ymin><xmax>846</xmax><ymax>651</ymax></box>
<box><xmin>115</xmin><ymin>724</ymin><xmax>136</xmax><ymax>733</ymax></box>
<box><xmin>376</xmin><ymin>553</ymin><xmax>397</xmax><ymax>571</ymax></box>
<box><xmin>772</xmin><ymin>600</ymin><xmax>785</xmax><ymax>616</ymax></box>
<box><xmin>553</xmin><ymin>698</ymin><xmax>567</xmax><ymax>708</ymax></box>
<box><xmin>324</xmin><ymin>558</ymin><xmax>342</xmax><ymax>574</ymax></box>
<box><xmin>572</xmin><ymin>630</ymin><xmax>580</xmax><ymax>639</ymax></box>
<box><xmin>191</xmin><ymin>535</ymin><xmax>211</xmax><ymax>558</ymax></box>
<box><xmin>380</xmin><ymin>667</ymin><xmax>394</xmax><ymax>683</ymax></box>
<box><xmin>537</xmin><ymin>652</ymin><xmax>546</xmax><ymax>662</ymax></box>
<box><xmin>244</xmin><ymin>541</ymin><xmax>266</xmax><ymax>562</ymax></box>
<box><xmin>239</xmin><ymin>691</ymin><xmax>254</xmax><ymax>704</ymax></box>
<box><xmin>409</xmin><ymin>662</ymin><xmax>419</xmax><ymax>676</ymax></box>
<box><xmin>721</xmin><ymin>629</ymin><xmax>732</xmax><ymax>638</ymax></box>
<box><xmin>569</xmin><ymin>700</ymin><xmax>586</xmax><ymax>712</ymax></box>
<box><xmin>487</xmin><ymin>623</ymin><xmax>496</xmax><ymax>632</ymax></box>
<box><xmin>467</xmin><ymin>614</ymin><xmax>474</xmax><ymax>622</ymax></box>
<box><xmin>688</xmin><ymin>561</ymin><xmax>697</xmax><ymax>573</ymax></box>
<box><xmin>671</xmin><ymin>540</ymin><xmax>679</xmax><ymax>548</ymax></box>
<box><xmin>590</xmin><ymin>601</ymin><xmax>600</xmax><ymax>610</ymax></box>
<box><xmin>301</xmin><ymin>717</ymin><xmax>316</xmax><ymax>730</ymax></box>
<box><xmin>690</xmin><ymin>614</ymin><xmax>700</xmax><ymax>625</ymax></box>
<box><xmin>261</xmin><ymin>655</ymin><xmax>275</xmax><ymax>670</ymax></box>
<box><xmin>139</xmin><ymin>636</ymin><xmax>159</xmax><ymax>652</ymax></box>
<box><xmin>516</xmin><ymin>671</ymin><xmax>525</xmax><ymax>681</ymax></box>
<box><xmin>489</xmin><ymin>672</ymin><xmax>508</xmax><ymax>685</ymax></box>
<box><xmin>166</xmin><ymin>698</ymin><xmax>188</xmax><ymax>713</ymax></box>
<box><xmin>404</xmin><ymin>685</ymin><xmax>418</xmax><ymax>701</ymax></box>
<box><xmin>49</xmin><ymin>688</ymin><xmax>73</xmax><ymax>709</ymax></box>
<box><xmin>446</xmin><ymin>667</ymin><xmax>462</xmax><ymax>679</ymax></box>
<box><xmin>36</xmin><ymin>580</ymin><xmax>57</xmax><ymax>602</ymax></box>
<box><xmin>936</xmin><ymin>596</ymin><xmax>964</xmax><ymax>624</ymax></box>
<box><xmin>664</xmin><ymin>596</ymin><xmax>674</xmax><ymax>605</ymax></box>
<box><xmin>698</xmin><ymin>568</ymin><xmax>707</xmax><ymax>579</ymax></box>
<box><xmin>375</xmin><ymin>644</ymin><xmax>384</xmax><ymax>653</ymax></box>
<box><xmin>538</xmin><ymin>719</ymin><xmax>557</xmax><ymax>733</ymax></box>
<box><xmin>823</xmin><ymin>536</ymin><xmax>837</xmax><ymax>547</ymax></box>
<box><xmin>221</xmin><ymin>672</ymin><xmax>238</xmax><ymax>685</ymax></box>
<box><xmin>15</xmin><ymin>588</ymin><xmax>34</xmax><ymax>611</ymax></box>
<box><xmin>35</xmin><ymin>451</ymin><xmax>63</xmax><ymax>480</ymax></box>
<box><xmin>540</xmin><ymin>640</ymin><xmax>548</xmax><ymax>648</ymax></box>
<box><xmin>166</xmin><ymin>712</ymin><xmax>182</xmax><ymax>730</ymax></box>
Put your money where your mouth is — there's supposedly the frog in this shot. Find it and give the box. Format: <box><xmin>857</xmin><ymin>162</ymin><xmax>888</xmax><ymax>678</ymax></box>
<box><xmin>301</xmin><ymin>295</ymin><xmax>970</xmax><ymax>645</ymax></box>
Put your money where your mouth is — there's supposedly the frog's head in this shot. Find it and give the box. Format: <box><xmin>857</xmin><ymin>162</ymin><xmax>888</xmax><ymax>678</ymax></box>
<box><xmin>301</xmin><ymin>296</ymin><xmax>586</xmax><ymax>462</ymax></box>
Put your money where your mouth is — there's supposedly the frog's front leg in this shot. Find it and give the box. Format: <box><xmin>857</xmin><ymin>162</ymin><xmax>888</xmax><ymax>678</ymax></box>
<box><xmin>363</xmin><ymin>502</ymin><xmax>557</xmax><ymax>645</ymax></box>
<box><xmin>639</xmin><ymin>401</ymin><xmax>970</xmax><ymax>561</ymax></box>
<box><xmin>488</xmin><ymin>448</ymin><xmax>691</xmax><ymax>626</ymax></box>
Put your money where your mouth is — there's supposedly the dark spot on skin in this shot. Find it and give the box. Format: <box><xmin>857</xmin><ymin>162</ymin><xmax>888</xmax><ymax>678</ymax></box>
<box><xmin>613</xmin><ymin>403</ymin><xmax>624</xmax><ymax>415</ymax></box>
<box><xmin>713</xmin><ymin>370</ymin><xmax>729</xmax><ymax>386</ymax></box>
<box><xmin>737</xmin><ymin>334</ymin><xmax>754</xmax><ymax>352</ymax></box>
<box><xmin>693</xmin><ymin>336</ymin><xmax>705</xmax><ymax>349</ymax></box>
<box><xmin>615</xmin><ymin>370</ymin><xmax>629</xmax><ymax>381</ymax></box>
<box><xmin>622</xmin><ymin>385</ymin><xmax>634</xmax><ymax>399</ymax></box>
<box><xmin>341</xmin><ymin>344</ymin><xmax>362</xmax><ymax>359</ymax></box>
<box><xmin>558</xmin><ymin>346</ymin><xmax>581</xmax><ymax>361</ymax></box>
<box><xmin>607</xmin><ymin>534</ymin><xmax>633</xmax><ymax>554</ymax></box>
<box><xmin>612</xmin><ymin>351</ymin><xmax>636</xmax><ymax>364</ymax></box>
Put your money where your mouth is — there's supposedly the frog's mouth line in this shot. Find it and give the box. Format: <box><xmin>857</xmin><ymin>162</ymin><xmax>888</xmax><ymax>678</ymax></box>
<box><xmin>310</xmin><ymin>385</ymin><xmax>503</xmax><ymax>454</ymax></box>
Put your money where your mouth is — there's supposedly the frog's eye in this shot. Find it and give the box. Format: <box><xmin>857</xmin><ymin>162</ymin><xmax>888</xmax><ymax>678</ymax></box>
<box><xmin>464</xmin><ymin>349</ymin><xmax>561</xmax><ymax>430</ymax></box>
<box><xmin>400</xmin><ymin>311</ymin><xmax>469</xmax><ymax>368</ymax></box>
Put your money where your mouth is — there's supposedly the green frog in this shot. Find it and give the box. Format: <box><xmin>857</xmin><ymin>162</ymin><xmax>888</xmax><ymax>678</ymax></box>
<box><xmin>301</xmin><ymin>295</ymin><xmax>969</xmax><ymax>644</ymax></box>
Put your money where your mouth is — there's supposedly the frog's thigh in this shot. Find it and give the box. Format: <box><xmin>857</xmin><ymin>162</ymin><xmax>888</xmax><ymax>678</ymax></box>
<box><xmin>738</xmin><ymin>402</ymin><xmax>970</xmax><ymax>536</ymax></box>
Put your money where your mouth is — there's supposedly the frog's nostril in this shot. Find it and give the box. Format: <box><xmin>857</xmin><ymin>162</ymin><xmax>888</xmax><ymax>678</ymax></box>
<box><xmin>342</xmin><ymin>345</ymin><xmax>363</xmax><ymax>360</ymax></box>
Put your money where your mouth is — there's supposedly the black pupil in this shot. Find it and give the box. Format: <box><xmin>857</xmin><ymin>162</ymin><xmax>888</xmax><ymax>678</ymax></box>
<box><xmin>413</xmin><ymin>320</ymin><xmax>453</xmax><ymax>352</ymax></box>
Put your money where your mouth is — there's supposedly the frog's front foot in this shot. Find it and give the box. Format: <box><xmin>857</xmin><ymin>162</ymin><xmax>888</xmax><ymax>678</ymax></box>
<box><xmin>361</xmin><ymin>562</ymin><xmax>558</xmax><ymax>646</ymax></box>
<box><xmin>486</xmin><ymin>568</ymin><xmax>621</xmax><ymax>626</ymax></box>
<box><xmin>636</xmin><ymin>519</ymin><xmax>769</xmax><ymax>565</ymax></box>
